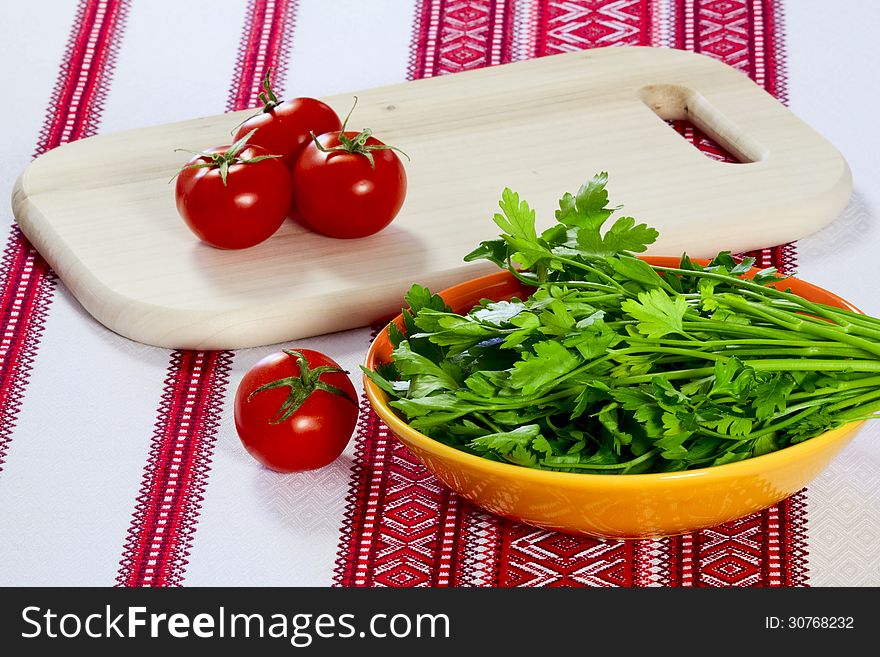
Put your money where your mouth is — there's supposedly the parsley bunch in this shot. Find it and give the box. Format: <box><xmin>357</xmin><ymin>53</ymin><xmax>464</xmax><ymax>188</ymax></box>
<box><xmin>366</xmin><ymin>173</ymin><xmax>880</xmax><ymax>474</ymax></box>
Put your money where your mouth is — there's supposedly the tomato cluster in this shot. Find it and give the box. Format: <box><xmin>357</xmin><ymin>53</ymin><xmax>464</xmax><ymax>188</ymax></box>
<box><xmin>178</xmin><ymin>73</ymin><xmax>402</xmax><ymax>471</ymax></box>
<box><xmin>175</xmin><ymin>71</ymin><xmax>407</xmax><ymax>249</ymax></box>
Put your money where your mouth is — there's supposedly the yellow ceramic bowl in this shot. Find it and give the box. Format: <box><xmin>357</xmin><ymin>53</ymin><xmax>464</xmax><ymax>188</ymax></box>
<box><xmin>363</xmin><ymin>258</ymin><xmax>867</xmax><ymax>539</ymax></box>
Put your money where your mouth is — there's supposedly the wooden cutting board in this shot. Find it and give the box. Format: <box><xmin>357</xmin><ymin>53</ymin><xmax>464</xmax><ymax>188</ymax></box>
<box><xmin>12</xmin><ymin>46</ymin><xmax>851</xmax><ymax>349</ymax></box>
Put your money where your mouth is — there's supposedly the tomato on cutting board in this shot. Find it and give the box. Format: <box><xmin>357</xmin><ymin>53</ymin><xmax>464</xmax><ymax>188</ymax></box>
<box><xmin>292</xmin><ymin>98</ymin><xmax>408</xmax><ymax>239</ymax></box>
<box><xmin>234</xmin><ymin>349</ymin><xmax>359</xmax><ymax>472</ymax></box>
<box><xmin>233</xmin><ymin>70</ymin><xmax>341</xmax><ymax>172</ymax></box>
<box><xmin>174</xmin><ymin>130</ymin><xmax>292</xmax><ymax>249</ymax></box>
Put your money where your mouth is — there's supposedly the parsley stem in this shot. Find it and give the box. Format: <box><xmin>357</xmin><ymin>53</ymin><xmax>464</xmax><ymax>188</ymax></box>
<box><xmin>626</xmin><ymin>337</ymin><xmax>785</xmax><ymax>346</ymax></box>
<box><xmin>626</xmin><ymin>336</ymin><xmax>867</xmax><ymax>350</ymax></box>
<box><xmin>615</xmin><ymin>346</ymin><xmax>877</xmax><ymax>365</ymax></box>
<box><xmin>765</xmin><ymin>390</ymin><xmax>865</xmax><ymax>422</ymax></box>
<box><xmin>825</xmin><ymin>388</ymin><xmax>880</xmax><ymax>414</ymax></box>
<box><xmin>505</xmin><ymin>262</ymin><xmax>542</xmax><ymax>288</ymax></box>
<box><xmin>467</xmin><ymin>387</ymin><xmax>584</xmax><ymax>410</ymax></box>
<box><xmin>726</xmin><ymin>289</ymin><xmax>880</xmax><ymax>337</ymax></box>
<box><xmin>820</xmin><ymin>306</ymin><xmax>880</xmax><ymax>330</ymax></box>
<box><xmin>720</xmin><ymin>438</ymin><xmax>754</xmax><ymax>455</ymax></box>
<box><xmin>651</xmin><ymin>265</ymin><xmax>847</xmax><ymax>326</ymax></box>
<box><xmin>686</xmin><ymin>318</ymin><xmax>880</xmax><ymax>356</ymax></box>
<box><xmin>726</xmin><ymin>287</ymin><xmax>860</xmax><ymax>327</ymax></box>
<box><xmin>551</xmin><ymin>352</ymin><xmax>622</xmax><ymax>387</ymax></box>
<box><xmin>787</xmin><ymin>375</ymin><xmax>880</xmax><ymax>401</ymax></box>
<box><xmin>764</xmin><ymin>298</ymin><xmax>862</xmax><ymax>322</ymax></box>
<box><xmin>698</xmin><ymin>426</ymin><xmax>756</xmax><ymax>441</ymax></box>
<box><xmin>542</xmin><ymin>448</ymin><xmax>660</xmax><ymax>471</ymax></box>
<box><xmin>684</xmin><ymin>320</ymin><xmax>807</xmax><ymax>342</ymax></box>
<box><xmin>615</xmin><ymin>346</ymin><xmax>724</xmax><ymax>361</ymax></box>
<box><xmin>713</xmin><ymin>347</ymin><xmax>870</xmax><ymax>358</ymax></box>
<box><xmin>717</xmin><ymin>296</ymin><xmax>880</xmax><ymax>357</ymax></box>
<box><xmin>796</xmin><ymin>312</ymin><xmax>880</xmax><ymax>342</ymax></box>
<box><xmin>553</xmin><ymin>256</ymin><xmax>635</xmax><ymax>297</ymax></box>
<box><xmin>613</xmin><ymin>368</ymin><xmax>714</xmax><ymax>385</ymax></box>
<box><xmin>625</xmin><ymin>336</ymin><xmax>872</xmax><ymax>359</ymax></box>
<box><xmin>575</xmin><ymin>293</ymin><xmax>627</xmax><ymax>304</ymax></box>
<box><xmin>473</xmin><ymin>412</ymin><xmax>504</xmax><ymax>433</ymax></box>
<box><xmin>614</xmin><ymin>357</ymin><xmax>880</xmax><ymax>387</ymax></box>
<box><xmin>834</xmin><ymin>399</ymin><xmax>880</xmax><ymax>423</ymax></box>
<box><xmin>748</xmin><ymin>359</ymin><xmax>880</xmax><ymax>372</ymax></box>
<box><xmin>720</xmin><ymin>294</ymin><xmax>880</xmax><ymax>344</ymax></box>
<box><xmin>747</xmin><ymin>406</ymin><xmax>823</xmax><ymax>441</ymax></box>
<box><xmin>717</xmin><ymin>297</ymin><xmax>800</xmax><ymax>330</ymax></box>
<box><xmin>542</xmin><ymin>280</ymin><xmax>618</xmax><ymax>293</ymax></box>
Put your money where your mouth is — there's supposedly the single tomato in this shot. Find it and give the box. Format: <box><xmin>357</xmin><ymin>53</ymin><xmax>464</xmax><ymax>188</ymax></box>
<box><xmin>174</xmin><ymin>131</ymin><xmax>292</xmax><ymax>249</ymax></box>
<box><xmin>293</xmin><ymin>130</ymin><xmax>407</xmax><ymax>238</ymax></box>
<box><xmin>233</xmin><ymin>71</ymin><xmax>341</xmax><ymax>172</ymax></box>
<box><xmin>292</xmin><ymin>98</ymin><xmax>408</xmax><ymax>239</ymax></box>
<box><xmin>234</xmin><ymin>349</ymin><xmax>359</xmax><ymax>472</ymax></box>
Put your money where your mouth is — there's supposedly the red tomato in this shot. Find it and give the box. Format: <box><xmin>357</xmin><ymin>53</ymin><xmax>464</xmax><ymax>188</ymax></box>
<box><xmin>292</xmin><ymin>131</ymin><xmax>407</xmax><ymax>239</ymax></box>
<box><xmin>234</xmin><ymin>349</ymin><xmax>359</xmax><ymax>472</ymax></box>
<box><xmin>234</xmin><ymin>97</ymin><xmax>341</xmax><ymax>173</ymax></box>
<box><xmin>175</xmin><ymin>143</ymin><xmax>292</xmax><ymax>249</ymax></box>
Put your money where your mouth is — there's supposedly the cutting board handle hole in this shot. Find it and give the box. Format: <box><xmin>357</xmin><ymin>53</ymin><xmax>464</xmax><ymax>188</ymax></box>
<box><xmin>639</xmin><ymin>84</ymin><xmax>766</xmax><ymax>164</ymax></box>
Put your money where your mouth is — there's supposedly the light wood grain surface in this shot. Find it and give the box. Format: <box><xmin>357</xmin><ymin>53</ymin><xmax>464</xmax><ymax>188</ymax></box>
<box><xmin>12</xmin><ymin>46</ymin><xmax>851</xmax><ymax>349</ymax></box>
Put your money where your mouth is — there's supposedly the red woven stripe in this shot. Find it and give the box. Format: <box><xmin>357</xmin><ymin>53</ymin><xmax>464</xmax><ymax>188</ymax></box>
<box><xmin>532</xmin><ymin>0</ymin><xmax>653</xmax><ymax>55</ymax></box>
<box><xmin>35</xmin><ymin>0</ymin><xmax>128</xmax><ymax>152</ymax></box>
<box><xmin>0</xmin><ymin>238</ymin><xmax>53</xmax><ymax>473</ymax></box>
<box><xmin>333</xmin><ymin>390</ymin><xmax>390</xmax><ymax>586</ymax></box>
<box><xmin>336</xmin><ymin>0</ymin><xmax>806</xmax><ymax>588</ymax></box>
<box><xmin>0</xmin><ymin>241</ymin><xmax>48</xmax><ymax>395</ymax></box>
<box><xmin>116</xmin><ymin>0</ymin><xmax>297</xmax><ymax>588</ymax></box>
<box><xmin>665</xmin><ymin>492</ymin><xmax>808</xmax><ymax>587</ymax></box>
<box><xmin>498</xmin><ymin>526</ymin><xmax>641</xmax><ymax>587</ymax></box>
<box><xmin>335</xmin><ymin>1</ymin><xmax>519</xmax><ymax>588</ymax></box>
<box><xmin>660</xmin><ymin>0</ymin><xmax>805</xmax><ymax>587</ymax></box>
<box><xmin>228</xmin><ymin>0</ymin><xmax>299</xmax><ymax>111</ymax></box>
<box><xmin>0</xmin><ymin>0</ymin><xmax>129</xmax><ymax>474</ymax></box>
<box><xmin>408</xmin><ymin>0</ymin><xmax>515</xmax><ymax>79</ymax></box>
<box><xmin>334</xmin><ymin>0</ymin><xmax>654</xmax><ymax>590</ymax></box>
<box><xmin>453</xmin><ymin>509</ymin><xmax>503</xmax><ymax>587</ymax></box>
<box><xmin>489</xmin><ymin>2</ymin><xmax>657</xmax><ymax>588</ymax></box>
<box><xmin>116</xmin><ymin>351</ymin><xmax>233</xmax><ymax>586</ymax></box>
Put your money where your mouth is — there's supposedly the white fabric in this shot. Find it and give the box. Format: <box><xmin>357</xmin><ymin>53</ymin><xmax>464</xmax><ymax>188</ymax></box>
<box><xmin>786</xmin><ymin>0</ymin><xmax>880</xmax><ymax>586</ymax></box>
<box><xmin>185</xmin><ymin>0</ymin><xmax>418</xmax><ymax>588</ymax></box>
<box><xmin>287</xmin><ymin>0</ymin><xmax>417</xmax><ymax>97</ymax></box>
<box><xmin>101</xmin><ymin>0</ymin><xmax>248</xmax><ymax>130</ymax></box>
<box><xmin>184</xmin><ymin>329</ymin><xmax>372</xmax><ymax>586</ymax></box>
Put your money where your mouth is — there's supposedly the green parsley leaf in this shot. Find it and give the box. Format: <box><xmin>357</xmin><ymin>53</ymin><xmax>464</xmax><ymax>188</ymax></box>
<box><xmin>471</xmin><ymin>299</ymin><xmax>527</xmax><ymax>325</ymax></box>
<box><xmin>621</xmin><ymin>289</ymin><xmax>688</xmax><ymax>339</ymax></box>
<box><xmin>509</xmin><ymin>339</ymin><xmax>581</xmax><ymax>396</ymax></box>
<box><xmin>463</xmin><ymin>238</ymin><xmax>508</xmax><ymax>267</ymax></box>
<box><xmin>709</xmin><ymin>357</ymin><xmax>744</xmax><ymax>397</ymax></box>
<box><xmin>405</xmin><ymin>283</ymin><xmax>450</xmax><ymax>315</ymax></box>
<box><xmin>754</xmin><ymin>373</ymin><xmax>796</xmax><ymax>421</ymax></box>
<box><xmin>608</xmin><ymin>255</ymin><xmax>666</xmax><ymax>289</ymax></box>
<box><xmin>555</xmin><ymin>171</ymin><xmax>613</xmax><ymax>229</ymax></box>
<box><xmin>563</xmin><ymin>318</ymin><xmax>620</xmax><ymax>359</ymax></box>
<box><xmin>391</xmin><ymin>341</ymin><xmax>459</xmax><ymax>397</ymax></box>
<box><xmin>493</xmin><ymin>188</ymin><xmax>537</xmax><ymax>241</ymax></box>
<box><xmin>602</xmin><ymin>217</ymin><xmax>659</xmax><ymax>254</ymax></box>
